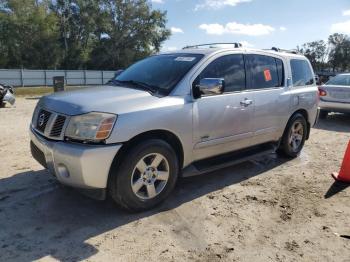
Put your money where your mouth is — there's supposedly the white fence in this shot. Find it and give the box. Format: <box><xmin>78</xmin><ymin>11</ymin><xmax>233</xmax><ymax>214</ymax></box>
<box><xmin>0</xmin><ymin>69</ymin><xmax>116</xmax><ymax>87</ymax></box>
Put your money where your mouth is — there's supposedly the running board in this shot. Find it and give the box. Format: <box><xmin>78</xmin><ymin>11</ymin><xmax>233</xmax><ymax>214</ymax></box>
<box><xmin>181</xmin><ymin>143</ymin><xmax>277</xmax><ymax>177</ymax></box>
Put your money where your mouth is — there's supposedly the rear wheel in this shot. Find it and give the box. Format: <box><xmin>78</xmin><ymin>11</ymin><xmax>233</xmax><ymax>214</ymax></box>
<box><xmin>108</xmin><ymin>139</ymin><xmax>179</xmax><ymax>212</ymax></box>
<box><xmin>278</xmin><ymin>113</ymin><xmax>307</xmax><ymax>158</ymax></box>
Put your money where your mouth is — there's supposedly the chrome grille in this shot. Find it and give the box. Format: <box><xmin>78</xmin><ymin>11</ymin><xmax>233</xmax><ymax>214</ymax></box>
<box><xmin>36</xmin><ymin>109</ymin><xmax>51</xmax><ymax>133</ymax></box>
<box><xmin>50</xmin><ymin>115</ymin><xmax>67</xmax><ymax>137</ymax></box>
<box><xmin>33</xmin><ymin>107</ymin><xmax>68</xmax><ymax>140</ymax></box>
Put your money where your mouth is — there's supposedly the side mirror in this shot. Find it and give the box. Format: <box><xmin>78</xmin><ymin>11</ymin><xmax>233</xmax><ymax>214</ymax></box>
<box><xmin>193</xmin><ymin>78</ymin><xmax>225</xmax><ymax>98</ymax></box>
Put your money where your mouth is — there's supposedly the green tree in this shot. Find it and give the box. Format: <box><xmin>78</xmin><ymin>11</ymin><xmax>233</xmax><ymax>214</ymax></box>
<box><xmin>87</xmin><ymin>0</ymin><xmax>170</xmax><ymax>70</ymax></box>
<box><xmin>0</xmin><ymin>0</ymin><xmax>61</xmax><ymax>69</ymax></box>
<box><xmin>50</xmin><ymin>0</ymin><xmax>101</xmax><ymax>69</ymax></box>
<box><xmin>298</xmin><ymin>40</ymin><xmax>327</xmax><ymax>71</ymax></box>
<box><xmin>0</xmin><ymin>0</ymin><xmax>170</xmax><ymax>70</ymax></box>
<box><xmin>328</xmin><ymin>33</ymin><xmax>350</xmax><ymax>72</ymax></box>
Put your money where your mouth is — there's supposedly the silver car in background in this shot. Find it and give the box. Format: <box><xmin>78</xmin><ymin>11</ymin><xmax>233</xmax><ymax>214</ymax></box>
<box><xmin>30</xmin><ymin>44</ymin><xmax>319</xmax><ymax>211</ymax></box>
<box><xmin>319</xmin><ymin>73</ymin><xmax>350</xmax><ymax>118</ymax></box>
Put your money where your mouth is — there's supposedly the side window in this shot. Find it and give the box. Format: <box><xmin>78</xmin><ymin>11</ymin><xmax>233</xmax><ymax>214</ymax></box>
<box><xmin>196</xmin><ymin>54</ymin><xmax>246</xmax><ymax>93</ymax></box>
<box><xmin>246</xmin><ymin>54</ymin><xmax>282</xmax><ymax>89</ymax></box>
<box><xmin>290</xmin><ymin>59</ymin><xmax>314</xmax><ymax>86</ymax></box>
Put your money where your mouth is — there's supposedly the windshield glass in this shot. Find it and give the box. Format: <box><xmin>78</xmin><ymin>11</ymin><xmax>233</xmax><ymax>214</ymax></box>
<box><xmin>115</xmin><ymin>53</ymin><xmax>204</xmax><ymax>95</ymax></box>
<box><xmin>326</xmin><ymin>74</ymin><xmax>350</xmax><ymax>86</ymax></box>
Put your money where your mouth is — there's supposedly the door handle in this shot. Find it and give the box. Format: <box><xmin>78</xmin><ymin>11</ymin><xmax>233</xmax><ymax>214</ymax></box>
<box><xmin>240</xmin><ymin>98</ymin><xmax>253</xmax><ymax>107</ymax></box>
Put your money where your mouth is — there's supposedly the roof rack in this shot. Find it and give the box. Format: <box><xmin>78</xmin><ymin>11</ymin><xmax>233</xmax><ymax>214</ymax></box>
<box><xmin>270</xmin><ymin>47</ymin><xmax>299</xmax><ymax>54</ymax></box>
<box><xmin>183</xmin><ymin>42</ymin><xmax>242</xmax><ymax>49</ymax></box>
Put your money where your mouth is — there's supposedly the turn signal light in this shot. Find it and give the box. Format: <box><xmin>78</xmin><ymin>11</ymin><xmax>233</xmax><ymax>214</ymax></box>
<box><xmin>96</xmin><ymin>117</ymin><xmax>115</xmax><ymax>140</ymax></box>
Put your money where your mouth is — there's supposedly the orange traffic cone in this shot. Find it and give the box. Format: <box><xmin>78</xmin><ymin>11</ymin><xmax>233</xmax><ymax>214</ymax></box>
<box><xmin>332</xmin><ymin>141</ymin><xmax>350</xmax><ymax>183</ymax></box>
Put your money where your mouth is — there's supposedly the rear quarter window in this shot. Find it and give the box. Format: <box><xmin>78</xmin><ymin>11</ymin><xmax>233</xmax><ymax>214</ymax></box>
<box><xmin>290</xmin><ymin>59</ymin><xmax>314</xmax><ymax>86</ymax></box>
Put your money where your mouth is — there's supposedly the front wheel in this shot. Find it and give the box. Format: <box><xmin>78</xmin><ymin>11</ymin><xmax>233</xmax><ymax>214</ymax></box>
<box><xmin>108</xmin><ymin>139</ymin><xmax>179</xmax><ymax>212</ymax></box>
<box><xmin>277</xmin><ymin>113</ymin><xmax>307</xmax><ymax>158</ymax></box>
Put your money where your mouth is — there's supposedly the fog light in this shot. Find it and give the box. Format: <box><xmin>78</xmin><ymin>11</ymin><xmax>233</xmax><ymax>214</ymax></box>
<box><xmin>57</xmin><ymin>164</ymin><xmax>70</xmax><ymax>178</ymax></box>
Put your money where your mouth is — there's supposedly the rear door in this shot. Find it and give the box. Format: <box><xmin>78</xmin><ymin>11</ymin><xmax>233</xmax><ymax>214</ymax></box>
<box><xmin>245</xmin><ymin>54</ymin><xmax>290</xmax><ymax>144</ymax></box>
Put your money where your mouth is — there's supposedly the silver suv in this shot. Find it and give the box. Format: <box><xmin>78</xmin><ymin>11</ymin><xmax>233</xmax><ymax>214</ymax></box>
<box><xmin>30</xmin><ymin>44</ymin><xmax>319</xmax><ymax>211</ymax></box>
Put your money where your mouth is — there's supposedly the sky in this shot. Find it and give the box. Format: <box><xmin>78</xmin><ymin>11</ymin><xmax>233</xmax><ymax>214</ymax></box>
<box><xmin>149</xmin><ymin>0</ymin><xmax>350</xmax><ymax>51</ymax></box>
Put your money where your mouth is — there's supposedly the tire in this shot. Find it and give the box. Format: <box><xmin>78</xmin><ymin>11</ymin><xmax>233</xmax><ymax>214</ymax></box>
<box><xmin>108</xmin><ymin>139</ymin><xmax>179</xmax><ymax>212</ymax></box>
<box><xmin>277</xmin><ymin>113</ymin><xmax>307</xmax><ymax>158</ymax></box>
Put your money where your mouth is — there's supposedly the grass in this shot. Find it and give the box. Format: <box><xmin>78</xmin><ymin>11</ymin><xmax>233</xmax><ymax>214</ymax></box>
<box><xmin>15</xmin><ymin>86</ymin><xmax>85</xmax><ymax>96</ymax></box>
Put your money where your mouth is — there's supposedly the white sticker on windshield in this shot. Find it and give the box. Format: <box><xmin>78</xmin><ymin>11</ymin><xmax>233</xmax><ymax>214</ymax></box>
<box><xmin>175</xmin><ymin>57</ymin><xmax>196</xmax><ymax>62</ymax></box>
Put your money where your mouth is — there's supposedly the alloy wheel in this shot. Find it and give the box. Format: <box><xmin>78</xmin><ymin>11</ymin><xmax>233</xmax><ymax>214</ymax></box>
<box><xmin>131</xmin><ymin>153</ymin><xmax>170</xmax><ymax>200</ymax></box>
<box><xmin>289</xmin><ymin>121</ymin><xmax>304</xmax><ymax>152</ymax></box>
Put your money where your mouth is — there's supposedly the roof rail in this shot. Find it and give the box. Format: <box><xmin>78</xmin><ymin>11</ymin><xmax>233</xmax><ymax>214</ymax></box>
<box><xmin>183</xmin><ymin>42</ymin><xmax>242</xmax><ymax>49</ymax></box>
<box><xmin>270</xmin><ymin>47</ymin><xmax>299</xmax><ymax>54</ymax></box>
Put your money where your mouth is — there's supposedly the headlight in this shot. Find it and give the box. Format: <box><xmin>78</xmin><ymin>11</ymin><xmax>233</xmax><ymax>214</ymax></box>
<box><xmin>65</xmin><ymin>112</ymin><xmax>117</xmax><ymax>142</ymax></box>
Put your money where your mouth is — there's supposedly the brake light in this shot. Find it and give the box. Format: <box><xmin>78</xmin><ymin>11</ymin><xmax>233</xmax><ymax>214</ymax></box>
<box><xmin>318</xmin><ymin>87</ymin><xmax>327</xmax><ymax>97</ymax></box>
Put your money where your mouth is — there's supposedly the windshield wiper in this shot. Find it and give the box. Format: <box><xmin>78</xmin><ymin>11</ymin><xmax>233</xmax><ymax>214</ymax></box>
<box><xmin>113</xmin><ymin>79</ymin><xmax>158</xmax><ymax>94</ymax></box>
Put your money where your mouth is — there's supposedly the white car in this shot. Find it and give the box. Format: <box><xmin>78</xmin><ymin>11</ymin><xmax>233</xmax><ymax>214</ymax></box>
<box><xmin>319</xmin><ymin>73</ymin><xmax>350</xmax><ymax>118</ymax></box>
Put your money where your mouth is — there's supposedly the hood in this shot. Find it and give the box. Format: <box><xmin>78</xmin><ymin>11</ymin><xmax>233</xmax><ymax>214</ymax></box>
<box><xmin>38</xmin><ymin>85</ymin><xmax>164</xmax><ymax>115</ymax></box>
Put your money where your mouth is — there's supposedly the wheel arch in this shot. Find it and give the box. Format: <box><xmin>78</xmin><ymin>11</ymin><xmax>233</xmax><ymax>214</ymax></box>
<box><xmin>108</xmin><ymin>129</ymin><xmax>184</xmax><ymax>182</ymax></box>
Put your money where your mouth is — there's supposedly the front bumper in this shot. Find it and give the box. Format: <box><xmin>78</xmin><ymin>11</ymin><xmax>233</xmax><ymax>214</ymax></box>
<box><xmin>30</xmin><ymin>127</ymin><xmax>122</xmax><ymax>190</ymax></box>
<box><xmin>319</xmin><ymin>100</ymin><xmax>350</xmax><ymax>113</ymax></box>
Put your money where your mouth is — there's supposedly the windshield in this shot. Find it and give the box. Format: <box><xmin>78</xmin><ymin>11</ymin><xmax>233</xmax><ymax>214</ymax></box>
<box><xmin>326</xmin><ymin>74</ymin><xmax>350</xmax><ymax>86</ymax></box>
<box><xmin>114</xmin><ymin>53</ymin><xmax>204</xmax><ymax>95</ymax></box>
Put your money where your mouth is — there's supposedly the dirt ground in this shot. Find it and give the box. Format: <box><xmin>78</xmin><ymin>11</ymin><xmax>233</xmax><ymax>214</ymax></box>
<box><xmin>0</xmin><ymin>97</ymin><xmax>350</xmax><ymax>262</ymax></box>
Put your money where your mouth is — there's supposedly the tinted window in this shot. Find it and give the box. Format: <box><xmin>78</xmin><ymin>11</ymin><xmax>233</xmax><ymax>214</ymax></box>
<box><xmin>326</xmin><ymin>74</ymin><xmax>350</xmax><ymax>86</ymax></box>
<box><xmin>116</xmin><ymin>53</ymin><xmax>203</xmax><ymax>95</ymax></box>
<box><xmin>196</xmin><ymin>54</ymin><xmax>246</xmax><ymax>93</ymax></box>
<box><xmin>290</xmin><ymin>59</ymin><xmax>314</xmax><ymax>86</ymax></box>
<box><xmin>246</xmin><ymin>55</ymin><xmax>282</xmax><ymax>89</ymax></box>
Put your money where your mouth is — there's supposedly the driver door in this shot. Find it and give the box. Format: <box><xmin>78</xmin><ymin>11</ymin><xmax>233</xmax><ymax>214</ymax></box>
<box><xmin>192</xmin><ymin>54</ymin><xmax>254</xmax><ymax>161</ymax></box>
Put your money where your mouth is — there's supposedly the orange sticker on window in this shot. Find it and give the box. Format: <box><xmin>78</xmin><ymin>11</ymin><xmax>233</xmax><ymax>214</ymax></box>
<box><xmin>264</xmin><ymin>69</ymin><xmax>272</xmax><ymax>81</ymax></box>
